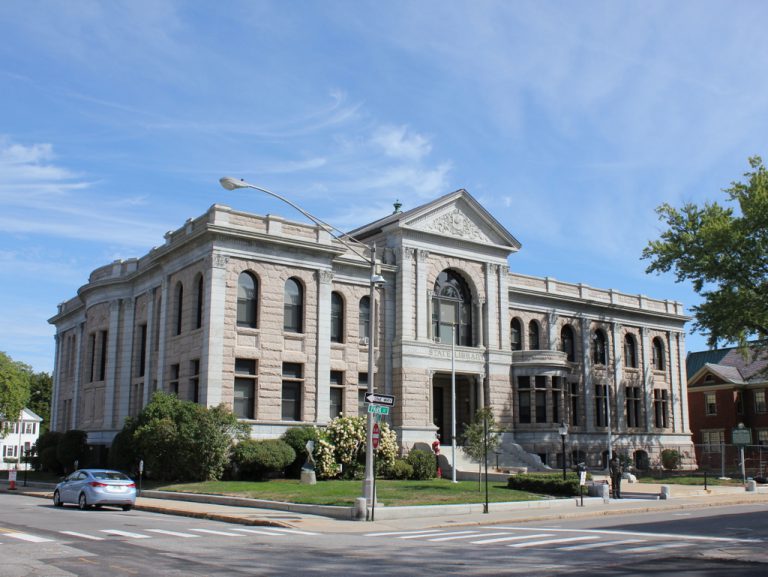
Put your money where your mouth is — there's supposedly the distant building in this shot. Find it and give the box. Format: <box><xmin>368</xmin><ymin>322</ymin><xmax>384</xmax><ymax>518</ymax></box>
<box><xmin>687</xmin><ymin>346</ymin><xmax>768</xmax><ymax>470</ymax></box>
<box><xmin>1</xmin><ymin>408</ymin><xmax>43</xmax><ymax>471</ymax></box>
<box><xmin>49</xmin><ymin>189</ymin><xmax>693</xmax><ymax>470</ymax></box>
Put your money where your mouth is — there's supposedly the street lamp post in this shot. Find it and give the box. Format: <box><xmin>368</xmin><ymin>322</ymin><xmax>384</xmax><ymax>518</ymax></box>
<box><xmin>558</xmin><ymin>421</ymin><xmax>568</xmax><ymax>481</ymax></box>
<box><xmin>219</xmin><ymin>177</ymin><xmax>385</xmax><ymax>510</ymax></box>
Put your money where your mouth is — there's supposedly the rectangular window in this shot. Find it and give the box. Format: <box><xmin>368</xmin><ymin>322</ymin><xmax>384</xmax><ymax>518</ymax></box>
<box><xmin>702</xmin><ymin>430</ymin><xmax>724</xmax><ymax>451</ymax></box>
<box><xmin>552</xmin><ymin>390</ymin><xmax>561</xmax><ymax>424</ymax></box>
<box><xmin>569</xmin><ymin>382</ymin><xmax>580</xmax><ymax>426</ymax></box>
<box><xmin>755</xmin><ymin>390</ymin><xmax>767</xmax><ymax>414</ymax></box>
<box><xmin>99</xmin><ymin>330</ymin><xmax>108</xmax><ymax>381</ymax></box>
<box><xmin>190</xmin><ymin>359</ymin><xmax>200</xmax><ymax>403</ymax></box>
<box><xmin>626</xmin><ymin>386</ymin><xmax>642</xmax><ymax>428</ymax></box>
<box><xmin>88</xmin><ymin>333</ymin><xmax>96</xmax><ymax>382</ymax></box>
<box><xmin>234</xmin><ymin>359</ymin><xmax>257</xmax><ymax>420</ymax></box>
<box><xmin>358</xmin><ymin>372</ymin><xmax>368</xmax><ymax>416</ymax></box>
<box><xmin>330</xmin><ymin>371</ymin><xmax>344</xmax><ymax>419</ymax></box>
<box><xmin>758</xmin><ymin>430</ymin><xmax>768</xmax><ymax>446</ymax></box>
<box><xmin>138</xmin><ymin>324</ymin><xmax>147</xmax><ymax>377</ymax></box>
<box><xmin>654</xmin><ymin>389</ymin><xmax>668</xmax><ymax>428</ymax></box>
<box><xmin>282</xmin><ymin>363</ymin><xmax>303</xmax><ymax>421</ymax></box>
<box><xmin>169</xmin><ymin>364</ymin><xmax>180</xmax><ymax>396</ymax></box>
<box><xmin>518</xmin><ymin>376</ymin><xmax>531</xmax><ymax>424</ymax></box>
<box><xmin>705</xmin><ymin>392</ymin><xmax>717</xmax><ymax>416</ymax></box>
<box><xmin>595</xmin><ymin>384</ymin><xmax>607</xmax><ymax>427</ymax></box>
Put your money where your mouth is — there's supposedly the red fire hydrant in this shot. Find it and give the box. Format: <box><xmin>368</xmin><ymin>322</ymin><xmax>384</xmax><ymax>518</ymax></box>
<box><xmin>432</xmin><ymin>440</ymin><xmax>442</xmax><ymax>479</ymax></box>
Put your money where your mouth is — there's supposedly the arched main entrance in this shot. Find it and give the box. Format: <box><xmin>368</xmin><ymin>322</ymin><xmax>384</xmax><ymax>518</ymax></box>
<box><xmin>432</xmin><ymin>373</ymin><xmax>480</xmax><ymax>444</ymax></box>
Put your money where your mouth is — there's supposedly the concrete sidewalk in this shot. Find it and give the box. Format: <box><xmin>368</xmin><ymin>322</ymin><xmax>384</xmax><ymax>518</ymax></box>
<box><xmin>3</xmin><ymin>480</ymin><xmax>767</xmax><ymax>535</ymax></box>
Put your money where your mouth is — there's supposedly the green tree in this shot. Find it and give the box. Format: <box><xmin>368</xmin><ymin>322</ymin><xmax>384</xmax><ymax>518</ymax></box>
<box><xmin>0</xmin><ymin>352</ymin><xmax>31</xmax><ymax>437</ymax></box>
<box><xmin>461</xmin><ymin>407</ymin><xmax>502</xmax><ymax>485</ymax></box>
<box><xmin>56</xmin><ymin>429</ymin><xmax>89</xmax><ymax>473</ymax></box>
<box><xmin>28</xmin><ymin>371</ymin><xmax>52</xmax><ymax>433</ymax></box>
<box><xmin>642</xmin><ymin>156</ymin><xmax>768</xmax><ymax>352</ymax></box>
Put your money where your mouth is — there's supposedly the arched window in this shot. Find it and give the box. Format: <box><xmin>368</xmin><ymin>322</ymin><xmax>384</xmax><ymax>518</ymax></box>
<box><xmin>528</xmin><ymin>320</ymin><xmax>540</xmax><ymax>350</ymax></box>
<box><xmin>283</xmin><ymin>278</ymin><xmax>304</xmax><ymax>333</ymax></box>
<box><xmin>510</xmin><ymin>318</ymin><xmax>522</xmax><ymax>351</ymax></box>
<box><xmin>237</xmin><ymin>272</ymin><xmax>258</xmax><ymax>328</ymax></box>
<box><xmin>561</xmin><ymin>325</ymin><xmax>575</xmax><ymax>362</ymax></box>
<box><xmin>174</xmin><ymin>282</ymin><xmax>183</xmax><ymax>335</ymax></box>
<box><xmin>652</xmin><ymin>337</ymin><xmax>665</xmax><ymax>370</ymax></box>
<box><xmin>592</xmin><ymin>329</ymin><xmax>607</xmax><ymax>365</ymax></box>
<box><xmin>432</xmin><ymin>270</ymin><xmax>473</xmax><ymax>346</ymax></box>
<box><xmin>624</xmin><ymin>334</ymin><xmax>637</xmax><ymax>368</ymax></box>
<box><xmin>359</xmin><ymin>296</ymin><xmax>370</xmax><ymax>343</ymax></box>
<box><xmin>331</xmin><ymin>292</ymin><xmax>344</xmax><ymax>343</ymax></box>
<box><xmin>195</xmin><ymin>274</ymin><xmax>204</xmax><ymax>329</ymax></box>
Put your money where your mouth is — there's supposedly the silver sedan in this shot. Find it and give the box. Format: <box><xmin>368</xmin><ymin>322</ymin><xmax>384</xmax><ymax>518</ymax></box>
<box><xmin>53</xmin><ymin>469</ymin><xmax>136</xmax><ymax>511</ymax></box>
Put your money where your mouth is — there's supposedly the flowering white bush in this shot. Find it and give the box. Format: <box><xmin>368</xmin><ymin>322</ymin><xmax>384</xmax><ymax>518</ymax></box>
<box><xmin>314</xmin><ymin>437</ymin><xmax>340</xmax><ymax>479</ymax></box>
<box><xmin>375</xmin><ymin>421</ymin><xmax>398</xmax><ymax>474</ymax></box>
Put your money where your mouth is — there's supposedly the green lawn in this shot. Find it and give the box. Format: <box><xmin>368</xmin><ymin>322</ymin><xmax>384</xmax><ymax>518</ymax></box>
<box><xmin>636</xmin><ymin>474</ymin><xmax>744</xmax><ymax>486</ymax></box>
<box><xmin>152</xmin><ymin>478</ymin><xmax>545</xmax><ymax>507</ymax></box>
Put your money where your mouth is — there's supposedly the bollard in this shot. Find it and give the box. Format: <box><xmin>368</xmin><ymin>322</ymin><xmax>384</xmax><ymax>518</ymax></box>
<box><xmin>354</xmin><ymin>497</ymin><xmax>367</xmax><ymax>521</ymax></box>
<box><xmin>660</xmin><ymin>485</ymin><xmax>671</xmax><ymax>500</ymax></box>
<box><xmin>746</xmin><ymin>479</ymin><xmax>757</xmax><ymax>492</ymax></box>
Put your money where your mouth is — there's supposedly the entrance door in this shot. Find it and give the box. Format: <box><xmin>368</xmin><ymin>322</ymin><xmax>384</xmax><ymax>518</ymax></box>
<box><xmin>433</xmin><ymin>386</ymin><xmax>445</xmax><ymax>442</ymax></box>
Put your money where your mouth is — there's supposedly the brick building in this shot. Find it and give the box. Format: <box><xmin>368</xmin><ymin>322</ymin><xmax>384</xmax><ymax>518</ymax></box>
<box><xmin>49</xmin><ymin>189</ymin><xmax>693</xmax><ymax>470</ymax></box>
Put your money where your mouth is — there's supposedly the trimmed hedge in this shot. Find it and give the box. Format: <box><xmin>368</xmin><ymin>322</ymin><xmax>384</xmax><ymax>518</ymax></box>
<box><xmin>281</xmin><ymin>426</ymin><xmax>320</xmax><ymax>478</ymax></box>
<box><xmin>387</xmin><ymin>458</ymin><xmax>414</xmax><ymax>480</ymax></box>
<box><xmin>406</xmin><ymin>449</ymin><xmax>437</xmax><ymax>480</ymax></box>
<box><xmin>232</xmin><ymin>439</ymin><xmax>296</xmax><ymax>481</ymax></box>
<box><xmin>507</xmin><ymin>473</ymin><xmax>582</xmax><ymax>496</ymax></box>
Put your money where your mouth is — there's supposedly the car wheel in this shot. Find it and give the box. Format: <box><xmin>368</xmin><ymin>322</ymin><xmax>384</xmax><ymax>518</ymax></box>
<box><xmin>53</xmin><ymin>490</ymin><xmax>63</xmax><ymax>507</ymax></box>
<box><xmin>122</xmin><ymin>505</ymin><xmax>133</xmax><ymax>511</ymax></box>
<box><xmin>78</xmin><ymin>492</ymin><xmax>89</xmax><ymax>511</ymax></box>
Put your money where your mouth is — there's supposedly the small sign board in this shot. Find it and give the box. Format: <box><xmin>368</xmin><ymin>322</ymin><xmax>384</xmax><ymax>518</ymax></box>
<box><xmin>367</xmin><ymin>404</ymin><xmax>390</xmax><ymax>416</ymax></box>
<box><xmin>8</xmin><ymin>469</ymin><xmax>17</xmax><ymax>482</ymax></box>
<box><xmin>579</xmin><ymin>471</ymin><xmax>587</xmax><ymax>486</ymax></box>
<box><xmin>364</xmin><ymin>393</ymin><xmax>395</xmax><ymax>407</ymax></box>
<box><xmin>732</xmin><ymin>426</ymin><xmax>752</xmax><ymax>446</ymax></box>
<box><xmin>372</xmin><ymin>423</ymin><xmax>380</xmax><ymax>450</ymax></box>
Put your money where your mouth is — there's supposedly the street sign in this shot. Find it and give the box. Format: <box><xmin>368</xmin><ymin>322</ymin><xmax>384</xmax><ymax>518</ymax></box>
<box><xmin>367</xmin><ymin>404</ymin><xmax>390</xmax><ymax>416</ymax></box>
<box><xmin>372</xmin><ymin>423</ymin><xmax>380</xmax><ymax>450</ymax></box>
<box><xmin>732</xmin><ymin>425</ymin><xmax>752</xmax><ymax>446</ymax></box>
<box><xmin>364</xmin><ymin>393</ymin><xmax>395</xmax><ymax>407</ymax></box>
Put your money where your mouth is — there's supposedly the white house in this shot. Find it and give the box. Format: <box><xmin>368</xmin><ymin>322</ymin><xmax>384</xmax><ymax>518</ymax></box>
<box><xmin>1</xmin><ymin>408</ymin><xmax>43</xmax><ymax>471</ymax></box>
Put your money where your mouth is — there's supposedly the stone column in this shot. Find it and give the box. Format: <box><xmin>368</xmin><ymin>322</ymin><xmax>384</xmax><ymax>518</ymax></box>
<box><xmin>677</xmin><ymin>332</ymin><xmax>690</xmax><ymax>432</ymax></box>
<box><xmin>416</xmin><ymin>250</ymin><xmax>429</xmax><ymax>341</ymax></box>
<box><xmin>612</xmin><ymin>323</ymin><xmax>625</xmax><ymax>431</ymax></box>
<box><xmin>72</xmin><ymin>323</ymin><xmax>84</xmax><ymax>428</ymax></box>
<box><xmin>474</xmin><ymin>298</ymin><xmax>485</xmax><ymax>348</ymax></box>
<box><xmin>315</xmin><ymin>269</ymin><xmax>333</xmax><ymax>425</ymax></box>
<box><xmin>398</xmin><ymin>247</ymin><xmax>414</xmax><ymax>341</ymax></box>
<box><xmin>103</xmin><ymin>300</ymin><xmax>121</xmax><ymax>429</ymax></box>
<box><xmin>143</xmin><ymin>288</ymin><xmax>156</xmax><ymax>407</ymax></box>
<box><xmin>641</xmin><ymin>327</ymin><xmax>653</xmax><ymax>431</ymax></box>
<box><xmin>484</xmin><ymin>263</ymin><xmax>497</xmax><ymax>349</ymax></box>
<box><xmin>51</xmin><ymin>333</ymin><xmax>62</xmax><ymax>431</ymax></box>
<box><xmin>202</xmin><ymin>254</ymin><xmax>228</xmax><ymax>407</ymax></box>
<box><xmin>155</xmin><ymin>276</ymin><xmax>170</xmax><ymax>392</ymax></box>
<box><xmin>498</xmin><ymin>266</ymin><xmax>510</xmax><ymax>350</ymax></box>
<box><xmin>581</xmin><ymin>317</ymin><xmax>594</xmax><ymax>428</ymax></box>
<box><xmin>548</xmin><ymin>310</ymin><xmax>558</xmax><ymax>351</ymax></box>
<box><xmin>116</xmin><ymin>298</ymin><xmax>136</xmax><ymax>428</ymax></box>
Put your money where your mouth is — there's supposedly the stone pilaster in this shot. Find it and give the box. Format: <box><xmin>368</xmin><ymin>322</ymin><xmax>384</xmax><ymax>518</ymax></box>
<box><xmin>315</xmin><ymin>269</ymin><xmax>333</xmax><ymax>424</ymax></box>
<box><xmin>498</xmin><ymin>265</ymin><xmax>510</xmax><ymax>350</ymax></box>
<box><xmin>416</xmin><ymin>250</ymin><xmax>429</xmax><ymax>341</ymax></box>
<box><xmin>581</xmin><ymin>317</ymin><xmax>594</xmax><ymax>428</ymax></box>
<box><xmin>116</xmin><ymin>298</ymin><xmax>136</xmax><ymax>428</ymax></box>
<box><xmin>641</xmin><ymin>327</ymin><xmax>653</xmax><ymax>431</ymax></box>
<box><xmin>677</xmin><ymin>331</ymin><xmax>690</xmax><ymax>432</ymax></box>
<box><xmin>155</xmin><ymin>277</ymin><xmax>169</xmax><ymax>392</ymax></box>
<box><xmin>202</xmin><ymin>254</ymin><xmax>228</xmax><ymax>407</ymax></box>
<box><xmin>51</xmin><ymin>333</ymin><xmax>62</xmax><ymax>431</ymax></box>
<box><xmin>612</xmin><ymin>323</ymin><xmax>625</xmax><ymax>431</ymax></box>
<box><xmin>72</xmin><ymin>323</ymin><xmax>84</xmax><ymax>428</ymax></box>
<box><xmin>398</xmin><ymin>247</ymin><xmax>414</xmax><ymax>340</ymax></box>
<box><xmin>103</xmin><ymin>300</ymin><xmax>121</xmax><ymax>429</ymax></box>
<box><xmin>143</xmin><ymin>288</ymin><xmax>156</xmax><ymax>406</ymax></box>
<box><xmin>484</xmin><ymin>263</ymin><xmax>497</xmax><ymax>349</ymax></box>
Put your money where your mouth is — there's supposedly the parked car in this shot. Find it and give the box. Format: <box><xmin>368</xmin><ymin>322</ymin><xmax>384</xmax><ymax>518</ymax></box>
<box><xmin>53</xmin><ymin>469</ymin><xmax>136</xmax><ymax>511</ymax></box>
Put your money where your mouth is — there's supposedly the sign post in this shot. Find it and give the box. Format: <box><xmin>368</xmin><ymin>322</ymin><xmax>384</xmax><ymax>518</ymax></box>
<box><xmin>732</xmin><ymin>424</ymin><xmax>751</xmax><ymax>483</ymax></box>
<box><xmin>364</xmin><ymin>395</ymin><xmax>394</xmax><ymax>522</ymax></box>
<box><xmin>371</xmin><ymin>422</ymin><xmax>381</xmax><ymax>522</ymax></box>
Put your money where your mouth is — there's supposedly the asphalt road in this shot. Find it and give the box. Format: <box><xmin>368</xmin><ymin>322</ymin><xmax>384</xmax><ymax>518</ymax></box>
<box><xmin>1</xmin><ymin>494</ymin><xmax>766</xmax><ymax>576</ymax></box>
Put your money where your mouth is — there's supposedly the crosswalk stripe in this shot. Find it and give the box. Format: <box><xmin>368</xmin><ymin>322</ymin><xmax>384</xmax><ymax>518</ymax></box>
<box><xmin>400</xmin><ymin>531</ymin><xmax>455</xmax><ymax>540</ymax></box>
<box><xmin>621</xmin><ymin>542</ymin><xmax>690</xmax><ymax>554</ymax></box>
<box><xmin>509</xmin><ymin>535</ymin><xmax>599</xmax><ymax>548</ymax></box>
<box><xmin>428</xmin><ymin>531</ymin><xmax>483</xmax><ymax>542</ymax></box>
<box><xmin>365</xmin><ymin>529</ymin><xmax>444</xmax><ymax>537</ymax></box>
<box><xmin>559</xmin><ymin>539</ymin><xmax>645</xmax><ymax>551</ymax></box>
<box><xmin>471</xmin><ymin>533</ymin><xmax>554</xmax><ymax>544</ymax></box>
<box><xmin>483</xmin><ymin>526</ymin><xmax>760</xmax><ymax>543</ymax></box>
<box><xmin>263</xmin><ymin>528</ymin><xmax>318</xmax><ymax>536</ymax></box>
<box><xmin>147</xmin><ymin>529</ymin><xmax>200</xmax><ymax>538</ymax></box>
<box><xmin>100</xmin><ymin>529</ymin><xmax>150</xmax><ymax>539</ymax></box>
<box><xmin>5</xmin><ymin>532</ymin><xmax>55</xmax><ymax>543</ymax></box>
<box><xmin>231</xmin><ymin>528</ymin><xmax>288</xmax><ymax>536</ymax></box>
<box><xmin>59</xmin><ymin>531</ymin><xmax>105</xmax><ymax>541</ymax></box>
<box><xmin>189</xmin><ymin>528</ymin><xmax>245</xmax><ymax>537</ymax></box>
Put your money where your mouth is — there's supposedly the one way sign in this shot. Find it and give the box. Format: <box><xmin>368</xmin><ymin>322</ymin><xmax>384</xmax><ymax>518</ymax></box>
<box><xmin>364</xmin><ymin>393</ymin><xmax>396</xmax><ymax>407</ymax></box>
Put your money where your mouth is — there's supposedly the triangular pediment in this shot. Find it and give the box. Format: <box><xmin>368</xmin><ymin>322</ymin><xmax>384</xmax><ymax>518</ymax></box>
<box><xmin>400</xmin><ymin>190</ymin><xmax>520</xmax><ymax>250</ymax></box>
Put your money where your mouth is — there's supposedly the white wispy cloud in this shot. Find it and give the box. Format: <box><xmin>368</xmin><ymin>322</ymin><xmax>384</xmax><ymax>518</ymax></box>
<box><xmin>371</xmin><ymin>125</ymin><xmax>432</xmax><ymax>161</ymax></box>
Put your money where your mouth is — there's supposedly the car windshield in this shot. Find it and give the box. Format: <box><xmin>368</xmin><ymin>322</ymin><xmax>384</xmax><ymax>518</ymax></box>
<box><xmin>91</xmin><ymin>471</ymin><xmax>131</xmax><ymax>481</ymax></box>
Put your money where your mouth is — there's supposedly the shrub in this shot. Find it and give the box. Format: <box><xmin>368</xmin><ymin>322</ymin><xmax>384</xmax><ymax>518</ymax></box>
<box><xmin>507</xmin><ymin>473</ymin><xmax>580</xmax><ymax>496</ymax></box>
<box><xmin>108</xmin><ymin>427</ymin><xmax>139</xmax><ymax>475</ymax></box>
<box><xmin>33</xmin><ymin>431</ymin><xmax>63</xmax><ymax>473</ymax></box>
<box><xmin>661</xmin><ymin>449</ymin><xmax>680</xmax><ymax>470</ymax></box>
<box><xmin>281</xmin><ymin>426</ymin><xmax>320</xmax><ymax>478</ymax></box>
<box><xmin>39</xmin><ymin>446</ymin><xmax>61</xmax><ymax>474</ymax></box>
<box><xmin>407</xmin><ymin>449</ymin><xmax>437</xmax><ymax>480</ymax></box>
<box><xmin>386</xmin><ymin>458</ymin><xmax>414</xmax><ymax>480</ymax></box>
<box><xmin>232</xmin><ymin>439</ymin><xmax>296</xmax><ymax>480</ymax></box>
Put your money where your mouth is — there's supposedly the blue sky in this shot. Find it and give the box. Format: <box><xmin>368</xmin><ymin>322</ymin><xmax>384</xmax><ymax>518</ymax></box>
<box><xmin>1</xmin><ymin>1</ymin><xmax>765</xmax><ymax>373</ymax></box>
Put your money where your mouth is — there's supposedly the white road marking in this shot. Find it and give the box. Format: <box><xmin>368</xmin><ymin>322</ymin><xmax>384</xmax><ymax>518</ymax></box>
<box><xmin>146</xmin><ymin>529</ymin><xmax>200</xmax><ymax>538</ymax></box>
<box><xmin>231</xmin><ymin>528</ymin><xmax>288</xmax><ymax>536</ymax></box>
<box><xmin>471</xmin><ymin>533</ymin><xmax>554</xmax><ymax>544</ymax></box>
<box><xmin>559</xmin><ymin>539</ymin><xmax>645</xmax><ymax>551</ymax></box>
<box><xmin>483</xmin><ymin>526</ymin><xmax>761</xmax><ymax>543</ymax></box>
<box><xmin>263</xmin><ymin>527</ymin><xmax>319</xmax><ymax>536</ymax></box>
<box><xmin>5</xmin><ymin>532</ymin><xmax>54</xmax><ymax>543</ymax></box>
<box><xmin>428</xmin><ymin>531</ymin><xmax>483</xmax><ymax>542</ymax></box>
<box><xmin>509</xmin><ymin>535</ymin><xmax>599</xmax><ymax>548</ymax></box>
<box><xmin>59</xmin><ymin>531</ymin><xmax>105</xmax><ymax>541</ymax></box>
<box><xmin>189</xmin><ymin>528</ymin><xmax>245</xmax><ymax>537</ymax></box>
<box><xmin>100</xmin><ymin>529</ymin><xmax>150</xmax><ymax>539</ymax></box>
<box><xmin>365</xmin><ymin>529</ymin><xmax>445</xmax><ymax>537</ymax></box>
<box><xmin>400</xmin><ymin>531</ymin><xmax>457</xmax><ymax>540</ymax></box>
